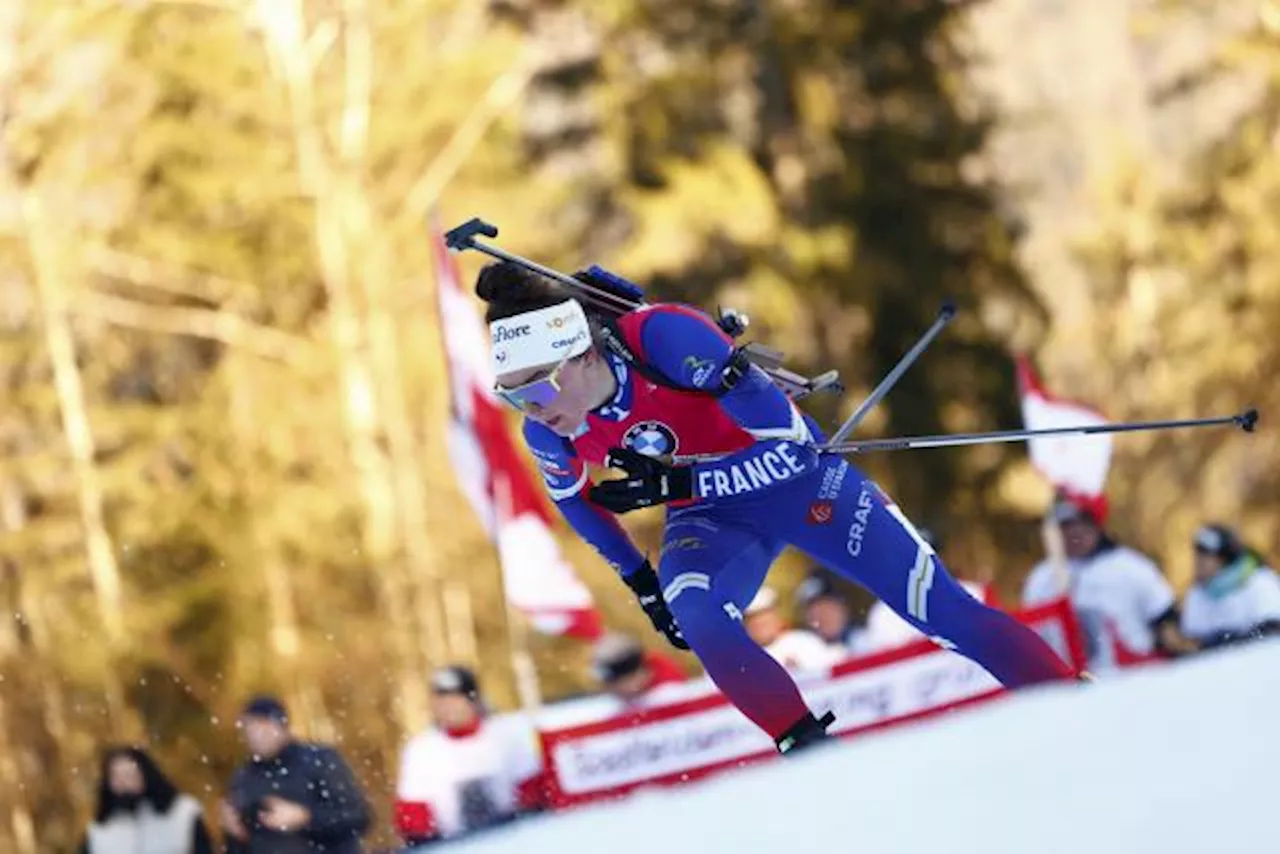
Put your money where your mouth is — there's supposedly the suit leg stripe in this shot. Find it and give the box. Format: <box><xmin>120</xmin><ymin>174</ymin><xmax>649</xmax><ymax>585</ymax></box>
<box><xmin>663</xmin><ymin>572</ymin><xmax>711</xmax><ymax>603</ymax></box>
<box><xmin>907</xmin><ymin>548</ymin><xmax>935</xmax><ymax>622</ymax></box>
<box><xmin>918</xmin><ymin>552</ymin><xmax>935</xmax><ymax>622</ymax></box>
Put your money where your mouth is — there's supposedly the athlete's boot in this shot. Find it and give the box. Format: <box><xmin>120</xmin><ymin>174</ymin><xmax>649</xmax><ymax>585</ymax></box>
<box><xmin>775</xmin><ymin>710</ymin><xmax>837</xmax><ymax>755</ymax></box>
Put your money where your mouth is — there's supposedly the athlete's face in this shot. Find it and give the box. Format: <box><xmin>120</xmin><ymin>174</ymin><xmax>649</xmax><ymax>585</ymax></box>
<box><xmin>497</xmin><ymin>349</ymin><xmax>613</xmax><ymax>436</ymax></box>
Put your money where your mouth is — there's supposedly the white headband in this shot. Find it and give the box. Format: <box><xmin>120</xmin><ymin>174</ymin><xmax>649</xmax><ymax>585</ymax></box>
<box><xmin>489</xmin><ymin>299</ymin><xmax>593</xmax><ymax>376</ymax></box>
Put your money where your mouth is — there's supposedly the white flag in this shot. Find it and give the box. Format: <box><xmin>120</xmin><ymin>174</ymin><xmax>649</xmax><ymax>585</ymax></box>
<box><xmin>1015</xmin><ymin>356</ymin><xmax>1112</xmax><ymax>499</ymax></box>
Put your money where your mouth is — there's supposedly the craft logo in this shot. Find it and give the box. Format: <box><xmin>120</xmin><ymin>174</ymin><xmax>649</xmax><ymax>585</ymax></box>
<box><xmin>493</xmin><ymin>324</ymin><xmax>531</xmax><ymax>343</ymax></box>
<box><xmin>845</xmin><ymin>483</ymin><xmax>875</xmax><ymax>557</ymax></box>
<box><xmin>495</xmin><ymin>349</ymin><xmax>509</xmax><ymax>363</ymax></box>
<box><xmin>622</xmin><ymin>420</ymin><xmax>678</xmax><ymax>458</ymax></box>
<box><xmin>552</xmin><ymin>330</ymin><xmax>588</xmax><ymax>350</ymax></box>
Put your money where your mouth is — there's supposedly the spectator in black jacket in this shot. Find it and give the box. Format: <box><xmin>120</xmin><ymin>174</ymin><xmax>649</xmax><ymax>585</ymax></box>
<box><xmin>220</xmin><ymin>695</ymin><xmax>370</xmax><ymax>854</ymax></box>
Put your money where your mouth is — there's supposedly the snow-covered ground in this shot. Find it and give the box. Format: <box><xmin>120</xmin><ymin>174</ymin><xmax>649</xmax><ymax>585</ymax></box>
<box><xmin>449</xmin><ymin>640</ymin><xmax>1280</xmax><ymax>854</ymax></box>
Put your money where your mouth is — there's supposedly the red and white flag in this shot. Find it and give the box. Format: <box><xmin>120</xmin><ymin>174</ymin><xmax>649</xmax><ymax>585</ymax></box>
<box><xmin>432</xmin><ymin>217</ymin><xmax>603</xmax><ymax>640</ymax></box>
<box><xmin>1014</xmin><ymin>356</ymin><xmax>1112</xmax><ymax>509</ymax></box>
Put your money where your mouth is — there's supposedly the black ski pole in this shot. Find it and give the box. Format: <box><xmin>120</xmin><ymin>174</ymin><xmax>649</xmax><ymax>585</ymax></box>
<box><xmin>817</xmin><ymin>409</ymin><xmax>1258</xmax><ymax>455</ymax></box>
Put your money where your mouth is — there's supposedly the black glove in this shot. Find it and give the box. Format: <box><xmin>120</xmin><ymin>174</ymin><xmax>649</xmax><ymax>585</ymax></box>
<box><xmin>623</xmin><ymin>561</ymin><xmax>690</xmax><ymax>650</ymax></box>
<box><xmin>588</xmin><ymin>447</ymin><xmax>693</xmax><ymax>514</ymax></box>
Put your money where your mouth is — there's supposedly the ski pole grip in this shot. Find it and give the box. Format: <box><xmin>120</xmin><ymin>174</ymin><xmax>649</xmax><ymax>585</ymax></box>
<box><xmin>444</xmin><ymin>217</ymin><xmax>500</xmax><ymax>251</ymax></box>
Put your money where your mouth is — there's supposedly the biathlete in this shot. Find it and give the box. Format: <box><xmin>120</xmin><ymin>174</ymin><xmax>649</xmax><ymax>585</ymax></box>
<box><xmin>477</xmin><ymin>261</ymin><xmax>1082</xmax><ymax>754</ymax></box>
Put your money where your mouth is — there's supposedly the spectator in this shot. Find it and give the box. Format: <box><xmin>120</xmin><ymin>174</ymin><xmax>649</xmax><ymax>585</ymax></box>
<box><xmin>591</xmin><ymin>633</ymin><xmax>689</xmax><ymax>707</ymax></box>
<box><xmin>1022</xmin><ymin>493</ymin><xmax>1196</xmax><ymax>671</ymax></box>
<box><xmin>744</xmin><ymin>586</ymin><xmax>843</xmax><ymax>671</ymax></box>
<box><xmin>221</xmin><ymin>695</ymin><xmax>370</xmax><ymax>854</ymax></box>
<box><xmin>1181</xmin><ymin>524</ymin><xmax>1280</xmax><ymax>650</ymax></box>
<box><xmin>393</xmin><ymin>666</ymin><xmax>546</xmax><ymax>849</ymax></box>
<box><xmin>793</xmin><ymin>571</ymin><xmax>862</xmax><ymax>658</ymax></box>
<box><xmin>81</xmin><ymin>745</ymin><xmax>213</xmax><ymax>854</ymax></box>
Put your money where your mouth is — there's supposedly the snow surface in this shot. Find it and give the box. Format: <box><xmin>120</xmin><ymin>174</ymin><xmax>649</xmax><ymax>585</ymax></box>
<box><xmin>445</xmin><ymin>640</ymin><xmax>1280</xmax><ymax>854</ymax></box>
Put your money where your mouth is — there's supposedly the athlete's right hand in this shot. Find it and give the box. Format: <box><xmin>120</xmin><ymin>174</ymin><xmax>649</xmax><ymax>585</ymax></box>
<box><xmin>623</xmin><ymin>561</ymin><xmax>690</xmax><ymax>651</ymax></box>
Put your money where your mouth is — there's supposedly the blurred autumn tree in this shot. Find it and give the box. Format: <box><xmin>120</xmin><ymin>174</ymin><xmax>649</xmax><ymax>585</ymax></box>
<box><xmin>0</xmin><ymin>0</ymin><xmax>1269</xmax><ymax>852</ymax></box>
<box><xmin>511</xmin><ymin>0</ymin><xmax>1050</xmax><ymax>579</ymax></box>
<box><xmin>1071</xmin><ymin>6</ymin><xmax>1280</xmax><ymax>590</ymax></box>
<box><xmin>1</xmin><ymin>2</ymin><xmax>548</xmax><ymax>850</ymax></box>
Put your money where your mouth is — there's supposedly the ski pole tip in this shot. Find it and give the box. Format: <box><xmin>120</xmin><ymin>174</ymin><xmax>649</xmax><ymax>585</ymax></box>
<box><xmin>1238</xmin><ymin>407</ymin><xmax>1259</xmax><ymax>433</ymax></box>
<box><xmin>938</xmin><ymin>301</ymin><xmax>958</xmax><ymax>321</ymax></box>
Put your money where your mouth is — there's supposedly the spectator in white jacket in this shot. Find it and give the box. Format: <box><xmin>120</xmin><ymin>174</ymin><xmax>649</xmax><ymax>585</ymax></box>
<box><xmin>82</xmin><ymin>746</ymin><xmax>212</xmax><ymax>854</ymax></box>
<box><xmin>393</xmin><ymin>667</ymin><xmax>546</xmax><ymax>849</ymax></box>
<box><xmin>744</xmin><ymin>586</ymin><xmax>844</xmax><ymax>672</ymax></box>
<box><xmin>1182</xmin><ymin>524</ymin><xmax>1280</xmax><ymax>650</ymax></box>
<box><xmin>1022</xmin><ymin>493</ymin><xmax>1197</xmax><ymax>671</ymax></box>
<box><xmin>793</xmin><ymin>571</ymin><xmax>863</xmax><ymax>658</ymax></box>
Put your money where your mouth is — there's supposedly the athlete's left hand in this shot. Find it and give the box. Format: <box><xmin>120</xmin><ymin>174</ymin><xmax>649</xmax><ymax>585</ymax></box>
<box><xmin>589</xmin><ymin>447</ymin><xmax>694</xmax><ymax>514</ymax></box>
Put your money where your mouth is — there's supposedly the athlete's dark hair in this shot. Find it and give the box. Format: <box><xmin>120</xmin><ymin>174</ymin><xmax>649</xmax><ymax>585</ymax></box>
<box><xmin>474</xmin><ymin>261</ymin><xmax>576</xmax><ymax>323</ymax></box>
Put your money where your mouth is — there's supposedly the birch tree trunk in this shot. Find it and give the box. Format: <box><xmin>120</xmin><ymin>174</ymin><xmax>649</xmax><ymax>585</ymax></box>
<box><xmin>335</xmin><ymin>0</ymin><xmax>457</xmax><ymax>681</ymax></box>
<box><xmin>251</xmin><ymin>0</ymin><xmax>429</xmax><ymax>733</ymax></box>
<box><xmin>20</xmin><ymin>191</ymin><xmax>131</xmax><ymax>738</ymax></box>
<box><xmin>223</xmin><ymin>351</ymin><xmax>337</xmax><ymax>740</ymax></box>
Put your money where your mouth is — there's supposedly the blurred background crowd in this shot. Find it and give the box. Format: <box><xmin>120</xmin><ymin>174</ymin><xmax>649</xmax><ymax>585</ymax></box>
<box><xmin>1</xmin><ymin>0</ymin><xmax>1278</xmax><ymax>851</ymax></box>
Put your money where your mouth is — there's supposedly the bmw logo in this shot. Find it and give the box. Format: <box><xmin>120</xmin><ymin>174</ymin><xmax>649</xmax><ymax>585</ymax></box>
<box><xmin>622</xmin><ymin>420</ymin><xmax>678</xmax><ymax>458</ymax></box>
